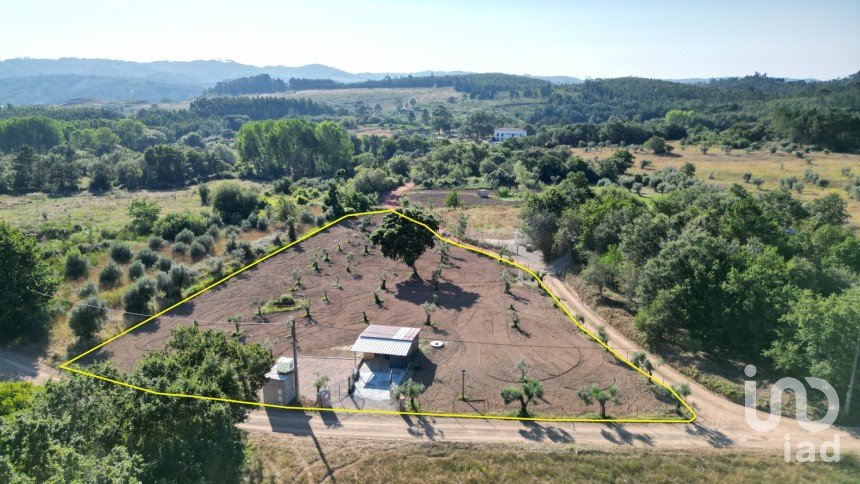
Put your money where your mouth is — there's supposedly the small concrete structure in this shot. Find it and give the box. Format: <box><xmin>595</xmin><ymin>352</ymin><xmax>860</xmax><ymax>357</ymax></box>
<box><xmin>262</xmin><ymin>357</ymin><xmax>297</xmax><ymax>405</ymax></box>
<box><xmin>351</xmin><ymin>325</ymin><xmax>421</xmax><ymax>402</ymax></box>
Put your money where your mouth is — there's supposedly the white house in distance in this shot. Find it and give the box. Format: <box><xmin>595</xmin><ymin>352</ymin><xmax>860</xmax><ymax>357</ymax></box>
<box><xmin>492</xmin><ymin>127</ymin><xmax>527</xmax><ymax>142</ymax></box>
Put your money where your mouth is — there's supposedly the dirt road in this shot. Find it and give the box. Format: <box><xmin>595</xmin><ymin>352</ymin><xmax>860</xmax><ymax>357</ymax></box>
<box><xmin>0</xmin><ymin>347</ymin><xmax>58</xmax><ymax>383</ymax></box>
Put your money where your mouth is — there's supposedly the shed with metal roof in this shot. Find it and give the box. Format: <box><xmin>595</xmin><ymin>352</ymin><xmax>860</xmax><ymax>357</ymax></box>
<box><xmin>351</xmin><ymin>325</ymin><xmax>420</xmax><ymax>370</ymax></box>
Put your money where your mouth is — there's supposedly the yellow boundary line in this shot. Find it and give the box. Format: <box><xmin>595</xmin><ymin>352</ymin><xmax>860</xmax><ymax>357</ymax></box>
<box><xmin>60</xmin><ymin>209</ymin><xmax>697</xmax><ymax>424</ymax></box>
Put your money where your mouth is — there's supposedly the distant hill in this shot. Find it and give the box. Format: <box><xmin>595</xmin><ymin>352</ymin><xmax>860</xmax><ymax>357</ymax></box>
<box><xmin>529</xmin><ymin>75</ymin><xmax>583</xmax><ymax>84</ymax></box>
<box><xmin>0</xmin><ymin>58</ymin><xmax>836</xmax><ymax>106</ymax></box>
<box><xmin>0</xmin><ymin>75</ymin><xmax>202</xmax><ymax>105</ymax></box>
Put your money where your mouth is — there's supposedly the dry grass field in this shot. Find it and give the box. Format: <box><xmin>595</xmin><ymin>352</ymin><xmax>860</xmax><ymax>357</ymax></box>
<box><xmin>571</xmin><ymin>146</ymin><xmax>860</xmax><ymax>232</ymax></box>
<box><xmin>246</xmin><ymin>434</ymin><xmax>859</xmax><ymax>483</ymax></box>
<box><xmin>0</xmin><ymin>179</ymin><xmax>266</xmax><ymax>233</ymax></box>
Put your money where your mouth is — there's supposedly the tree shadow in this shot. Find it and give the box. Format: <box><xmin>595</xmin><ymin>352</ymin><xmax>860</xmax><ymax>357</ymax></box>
<box><xmin>518</xmin><ymin>421</ymin><xmax>574</xmax><ymax>443</ymax></box>
<box><xmin>409</xmin><ymin>351</ymin><xmax>438</xmax><ymax>388</ymax></box>
<box><xmin>404</xmin><ymin>415</ymin><xmax>442</xmax><ymax>440</ymax></box>
<box><xmin>684</xmin><ymin>422</ymin><xmax>735</xmax><ymax>448</ymax></box>
<box><xmin>393</xmin><ymin>279</ymin><xmax>479</xmax><ymax>311</ymax></box>
<box><xmin>599</xmin><ymin>423</ymin><xmax>654</xmax><ymax>446</ymax></box>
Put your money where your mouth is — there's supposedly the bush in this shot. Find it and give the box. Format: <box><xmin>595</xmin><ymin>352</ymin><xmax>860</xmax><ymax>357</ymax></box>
<box><xmin>153</xmin><ymin>211</ymin><xmax>208</xmax><ymax>240</ymax></box>
<box><xmin>206</xmin><ymin>224</ymin><xmax>221</xmax><ymax>240</ymax></box>
<box><xmin>147</xmin><ymin>236</ymin><xmax>165</xmax><ymax>251</ymax></box>
<box><xmin>195</xmin><ymin>235</ymin><xmax>215</xmax><ymax>252</ymax></box>
<box><xmin>64</xmin><ymin>250</ymin><xmax>90</xmax><ymax>280</ymax></box>
<box><xmin>300</xmin><ymin>210</ymin><xmax>314</xmax><ymax>224</ymax></box>
<box><xmin>99</xmin><ymin>261</ymin><xmax>123</xmax><ymax>288</ymax></box>
<box><xmin>109</xmin><ymin>241</ymin><xmax>133</xmax><ymax>264</ymax></box>
<box><xmin>135</xmin><ymin>248</ymin><xmax>158</xmax><ymax>268</ymax></box>
<box><xmin>644</xmin><ymin>136</ymin><xmax>667</xmax><ymax>154</ymax></box>
<box><xmin>212</xmin><ymin>183</ymin><xmax>260</xmax><ymax>220</ymax></box>
<box><xmin>199</xmin><ymin>184</ymin><xmax>211</xmax><ymax>206</ymax></box>
<box><xmin>77</xmin><ymin>281</ymin><xmax>98</xmax><ymax>298</ymax></box>
<box><xmin>272</xmin><ymin>177</ymin><xmax>292</xmax><ymax>195</ymax></box>
<box><xmin>444</xmin><ymin>190</ymin><xmax>461</xmax><ymax>208</ymax></box>
<box><xmin>256</xmin><ymin>216</ymin><xmax>269</xmax><ymax>231</ymax></box>
<box><xmin>315</xmin><ymin>215</ymin><xmax>326</xmax><ymax>227</ymax></box>
<box><xmin>157</xmin><ymin>264</ymin><xmax>193</xmax><ymax>299</ymax></box>
<box><xmin>155</xmin><ymin>255</ymin><xmax>173</xmax><ymax>272</ymax></box>
<box><xmin>123</xmin><ymin>277</ymin><xmax>157</xmax><ymax>313</ymax></box>
<box><xmin>189</xmin><ymin>241</ymin><xmax>207</xmax><ymax>260</ymax></box>
<box><xmin>128</xmin><ymin>260</ymin><xmax>145</xmax><ymax>280</ymax></box>
<box><xmin>67</xmin><ymin>295</ymin><xmax>108</xmax><ymax>340</ymax></box>
<box><xmin>172</xmin><ymin>242</ymin><xmax>189</xmax><ymax>256</ymax></box>
<box><xmin>175</xmin><ymin>228</ymin><xmax>196</xmax><ymax>244</ymax></box>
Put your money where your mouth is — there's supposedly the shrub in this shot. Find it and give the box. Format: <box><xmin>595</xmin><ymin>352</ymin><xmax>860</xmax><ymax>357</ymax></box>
<box><xmin>64</xmin><ymin>250</ymin><xmax>90</xmax><ymax>280</ymax></box>
<box><xmin>156</xmin><ymin>255</ymin><xmax>173</xmax><ymax>272</ymax></box>
<box><xmin>195</xmin><ymin>235</ymin><xmax>215</xmax><ymax>252</ymax></box>
<box><xmin>67</xmin><ymin>295</ymin><xmax>108</xmax><ymax>340</ymax></box>
<box><xmin>206</xmin><ymin>224</ymin><xmax>221</xmax><ymax>240</ymax></box>
<box><xmin>189</xmin><ymin>241</ymin><xmax>207</xmax><ymax>260</ymax></box>
<box><xmin>154</xmin><ymin>211</ymin><xmax>208</xmax><ymax>240</ymax></box>
<box><xmin>175</xmin><ymin>228</ymin><xmax>195</xmax><ymax>244</ymax></box>
<box><xmin>123</xmin><ymin>277</ymin><xmax>157</xmax><ymax>313</ymax></box>
<box><xmin>172</xmin><ymin>242</ymin><xmax>189</xmax><ymax>256</ymax></box>
<box><xmin>315</xmin><ymin>215</ymin><xmax>326</xmax><ymax>227</ymax></box>
<box><xmin>256</xmin><ymin>216</ymin><xmax>269</xmax><ymax>231</ymax></box>
<box><xmin>199</xmin><ymin>184</ymin><xmax>211</xmax><ymax>206</ymax></box>
<box><xmin>643</xmin><ymin>136</ymin><xmax>667</xmax><ymax>154</ymax></box>
<box><xmin>109</xmin><ymin>241</ymin><xmax>133</xmax><ymax>264</ymax></box>
<box><xmin>300</xmin><ymin>210</ymin><xmax>314</xmax><ymax>224</ymax></box>
<box><xmin>98</xmin><ymin>261</ymin><xmax>123</xmax><ymax>288</ymax></box>
<box><xmin>157</xmin><ymin>264</ymin><xmax>193</xmax><ymax>299</ymax></box>
<box><xmin>212</xmin><ymin>183</ymin><xmax>260</xmax><ymax>220</ymax></box>
<box><xmin>444</xmin><ymin>190</ymin><xmax>461</xmax><ymax>208</ymax></box>
<box><xmin>77</xmin><ymin>281</ymin><xmax>98</xmax><ymax>298</ymax></box>
<box><xmin>147</xmin><ymin>236</ymin><xmax>165</xmax><ymax>251</ymax></box>
<box><xmin>135</xmin><ymin>248</ymin><xmax>158</xmax><ymax>268</ymax></box>
<box><xmin>128</xmin><ymin>260</ymin><xmax>145</xmax><ymax>280</ymax></box>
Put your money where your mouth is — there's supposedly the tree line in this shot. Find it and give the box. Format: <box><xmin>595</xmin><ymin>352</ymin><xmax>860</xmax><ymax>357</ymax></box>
<box><xmin>235</xmin><ymin>118</ymin><xmax>353</xmax><ymax>179</ymax></box>
<box><xmin>520</xmin><ymin>160</ymin><xmax>860</xmax><ymax>400</ymax></box>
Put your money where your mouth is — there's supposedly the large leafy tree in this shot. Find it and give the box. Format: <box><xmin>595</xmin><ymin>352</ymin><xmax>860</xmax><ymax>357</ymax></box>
<box><xmin>370</xmin><ymin>209</ymin><xmax>440</xmax><ymax>277</ymax></box>
<box><xmin>0</xmin><ymin>222</ymin><xmax>57</xmax><ymax>342</ymax></box>
<box><xmin>767</xmin><ymin>286</ymin><xmax>860</xmax><ymax>398</ymax></box>
<box><xmin>0</xmin><ymin>325</ymin><xmax>273</xmax><ymax>482</ymax></box>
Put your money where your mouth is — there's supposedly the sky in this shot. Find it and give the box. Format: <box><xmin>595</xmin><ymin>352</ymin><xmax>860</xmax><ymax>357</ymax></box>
<box><xmin>4</xmin><ymin>0</ymin><xmax>859</xmax><ymax>79</ymax></box>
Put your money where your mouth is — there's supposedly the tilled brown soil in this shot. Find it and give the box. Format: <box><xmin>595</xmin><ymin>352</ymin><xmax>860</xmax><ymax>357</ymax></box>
<box><xmin>87</xmin><ymin>215</ymin><xmax>675</xmax><ymax>418</ymax></box>
<box><xmin>406</xmin><ymin>189</ymin><xmax>518</xmax><ymax>208</ymax></box>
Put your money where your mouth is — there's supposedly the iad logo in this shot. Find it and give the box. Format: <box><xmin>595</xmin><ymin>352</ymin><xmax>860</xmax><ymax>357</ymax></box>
<box><xmin>744</xmin><ymin>365</ymin><xmax>841</xmax><ymax>462</ymax></box>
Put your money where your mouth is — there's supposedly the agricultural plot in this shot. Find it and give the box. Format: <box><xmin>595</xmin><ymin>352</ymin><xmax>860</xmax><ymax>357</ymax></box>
<box><xmin>72</xmin><ymin>212</ymin><xmax>682</xmax><ymax>420</ymax></box>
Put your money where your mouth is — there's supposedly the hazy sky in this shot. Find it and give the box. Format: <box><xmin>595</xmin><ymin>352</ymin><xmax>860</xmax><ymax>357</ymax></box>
<box><xmin>4</xmin><ymin>0</ymin><xmax>859</xmax><ymax>79</ymax></box>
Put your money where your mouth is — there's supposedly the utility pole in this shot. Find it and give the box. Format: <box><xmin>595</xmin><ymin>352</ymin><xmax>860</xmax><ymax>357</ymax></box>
<box><xmin>289</xmin><ymin>318</ymin><xmax>300</xmax><ymax>404</ymax></box>
<box><xmin>846</xmin><ymin>331</ymin><xmax>860</xmax><ymax>414</ymax></box>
